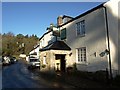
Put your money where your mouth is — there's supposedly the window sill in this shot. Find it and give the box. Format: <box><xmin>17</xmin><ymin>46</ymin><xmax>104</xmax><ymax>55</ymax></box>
<box><xmin>76</xmin><ymin>34</ymin><xmax>86</xmax><ymax>37</ymax></box>
<box><xmin>76</xmin><ymin>62</ymin><xmax>89</xmax><ymax>65</ymax></box>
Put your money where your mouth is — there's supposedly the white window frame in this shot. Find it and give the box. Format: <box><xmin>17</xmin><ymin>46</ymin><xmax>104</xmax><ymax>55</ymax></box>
<box><xmin>76</xmin><ymin>20</ymin><xmax>85</xmax><ymax>36</ymax></box>
<box><xmin>43</xmin><ymin>56</ymin><xmax>46</xmax><ymax>65</ymax></box>
<box><xmin>76</xmin><ymin>47</ymin><xmax>87</xmax><ymax>64</ymax></box>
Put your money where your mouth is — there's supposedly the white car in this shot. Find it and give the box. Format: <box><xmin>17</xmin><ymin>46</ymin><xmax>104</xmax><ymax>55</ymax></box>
<box><xmin>28</xmin><ymin>58</ymin><xmax>40</xmax><ymax>69</ymax></box>
<box><xmin>3</xmin><ymin>56</ymin><xmax>11</xmax><ymax>65</ymax></box>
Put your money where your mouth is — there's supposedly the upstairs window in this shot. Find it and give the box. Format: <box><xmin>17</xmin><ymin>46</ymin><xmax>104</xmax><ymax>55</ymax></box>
<box><xmin>61</xmin><ymin>28</ymin><xmax>66</xmax><ymax>40</ymax></box>
<box><xmin>76</xmin><ymin>20</ymin><xmax>85</xmax><ymax>36</ymax></box>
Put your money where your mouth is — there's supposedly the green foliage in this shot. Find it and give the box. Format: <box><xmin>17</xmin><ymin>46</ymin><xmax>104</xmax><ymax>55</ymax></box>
<box><xmin>2</xmin><ymin>32</ymin><xmax>39</xmax><ymax>57</ymax></box>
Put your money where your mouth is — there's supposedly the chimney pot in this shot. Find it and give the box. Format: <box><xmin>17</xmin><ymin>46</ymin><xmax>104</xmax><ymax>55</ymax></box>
<box><xmin>57</xmin><ymin>15</ymin><xmax>63</xmax><ymax>26</ymax></box>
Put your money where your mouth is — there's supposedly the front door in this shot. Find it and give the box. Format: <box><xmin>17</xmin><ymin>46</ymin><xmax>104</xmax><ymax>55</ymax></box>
<box><xmin>55</xmin><ymin>54</ymin><xmax>66</xmax><ymax>72</ymax></box>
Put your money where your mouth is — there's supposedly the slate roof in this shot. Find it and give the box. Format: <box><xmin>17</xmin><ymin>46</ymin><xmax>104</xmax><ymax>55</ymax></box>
<box><xmin>30</xmin><ymin>52</ymin><xmax>37</xmax><ymax>55</ymax></box>
<box><xmin>39</xmin><ymin>41</ymin><xmax>71</xmax><ymax>51</ymax></box>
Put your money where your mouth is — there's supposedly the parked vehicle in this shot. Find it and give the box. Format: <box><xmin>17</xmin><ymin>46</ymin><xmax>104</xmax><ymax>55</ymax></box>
<box><xmin>9</xmin><ymin>57</ymin><xmax>15</xmax><ymax>64</ymax></box>
<box><xmin>10</xmin><ymin>56</ymin><xmax>17</xmax><ymax>63</ymax></box>
<box><xmin>2</xmin><ymin>56</ymin><xmax>17</xmax><ymax>66</ymax></box>
<box><xmin>2</xmin><ymin>56</ymin><xmax>11</xmax><ymax>65</ymax></box>
<box><xmin>28</xmin><ymin>57</ymin><xmax>40</xmax><ymax>69</ymax></box>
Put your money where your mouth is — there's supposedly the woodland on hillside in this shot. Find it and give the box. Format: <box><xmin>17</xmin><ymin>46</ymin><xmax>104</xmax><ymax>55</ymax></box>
<box><xmin>0</xmin><ymin>32</ymin><xmax>39</xmax><ymax>57</ymax></box>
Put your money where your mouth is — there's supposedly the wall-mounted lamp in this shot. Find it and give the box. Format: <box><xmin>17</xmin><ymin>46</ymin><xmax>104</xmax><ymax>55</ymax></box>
<box><xmin>99</xmin><ymin>49</ymin><xmax>109</xmax><ymax>57</ymax></box>
<box><xmin>69</xmin><ymin>52</ymin><xmax>72</xmax><ymax>56</ymax></box>
<box><xmin>105</xmin><ymin>49</ymin><xmax>109</xmax><ymax>55</ymax></box>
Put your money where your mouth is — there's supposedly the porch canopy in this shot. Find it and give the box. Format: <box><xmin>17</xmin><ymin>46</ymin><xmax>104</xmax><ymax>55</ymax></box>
<box><xmin>39</xmin><ymin>41</ymin><xmax>71</xmax><ymax>51</ymax></box>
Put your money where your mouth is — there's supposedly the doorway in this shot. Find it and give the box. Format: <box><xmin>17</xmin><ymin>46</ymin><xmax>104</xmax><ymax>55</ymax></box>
<box><xmin>55</xmin><ymin>54</ymin><xmax>66</xmax><ymax>72</ymax></box>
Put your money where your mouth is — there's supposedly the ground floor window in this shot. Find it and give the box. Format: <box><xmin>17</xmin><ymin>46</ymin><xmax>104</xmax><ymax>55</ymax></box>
<box><xmin>77</xmin><ymin>47</ymin><xmax>86</xmax><ymax>63</ymax></box>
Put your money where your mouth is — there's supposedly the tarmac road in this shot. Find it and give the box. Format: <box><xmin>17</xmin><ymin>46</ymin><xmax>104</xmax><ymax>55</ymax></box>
<box><xmin>2</xmin><ymin>60</ymin><xmax>52</xmax><ymax>89</ymax></box>
<box><xmin>0</xmin><ymin>58</ymin><xmax>2</xmax><ymax>90</ymax></box>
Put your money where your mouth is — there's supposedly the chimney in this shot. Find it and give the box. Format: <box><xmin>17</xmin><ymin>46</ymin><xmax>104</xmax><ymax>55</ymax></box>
<box><xmin>57</xmin><ymin>15</ymin><xmax>63</xmax><ymax>26</ymax></box>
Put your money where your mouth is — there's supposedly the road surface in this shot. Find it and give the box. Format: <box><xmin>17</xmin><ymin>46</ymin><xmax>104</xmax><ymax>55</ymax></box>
<box><xmin>2</xmin><ymin>60</ymin><xmax>53</xmax><ymax>89</ymax></box>
<box><xmin>0</xmin><ymin>58</ymin><xmax>2</xmax><ymax>90</ymax></box>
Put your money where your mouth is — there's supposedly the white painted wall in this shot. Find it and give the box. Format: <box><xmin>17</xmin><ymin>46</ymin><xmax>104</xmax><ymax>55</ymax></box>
<box><xmin>59</xmin><ymin>0</ymin><xmax>120</xmax><ymax>76</ymax></box>
<box><xmin>42</xmin><ymin>32</ymin><xmax>52</xmax><ymax>47</ymax></box>
<box><xmin>29</xmin><ymin>46</ymin><xmax>39</xmax><ymax>59</ymax></box>
<box><xmin>37</xmin><ymin>0</ymin><xmax>119</xmax><ymax>76</ymax></box>
<box><xmin>60</xmin><ymin>8</ymin><xmax>108</xmax><ymax>72</ymax></box>
<box><xmin>29</xmin><ymin>50</ymin><xmax>35</xmax><ymax>54</ymax></box>
<box><xmin>36</xmin><ymin>46</ymin><xmax>40</xmax><ymax>59</ymax></box>
<box><xmin>104</xmin><ymin>0</ymin><xmax>120</xmax><ymax>76</ymax></box>
<box><xmin>39</xmin><ymin>31</ymin><xmax>56</xmax><ymax>49</ymax></box>
<box><xmin>119</xmin><ymin>1</ymin><xmax>120</xmax><ymax>75</ymax></box>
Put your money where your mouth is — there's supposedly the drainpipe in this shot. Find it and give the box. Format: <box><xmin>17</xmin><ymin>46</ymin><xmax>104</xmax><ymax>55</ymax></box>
<box><xmin>103</xmin><ymin>6</ymin><xmax>113</xmax><ymax>80</ymax></box>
